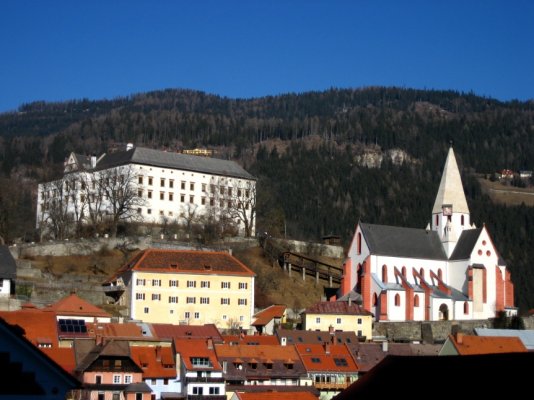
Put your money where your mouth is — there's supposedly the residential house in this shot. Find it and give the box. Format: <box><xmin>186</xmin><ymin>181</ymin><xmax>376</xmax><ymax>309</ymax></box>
<box><xmin>44</xmin><ymin>292</ymin><xmax>113</xmax><ymax>323</ymax></box>
<box><xmin>251</xmin><ymin>305</ymin><xmax>287</xmax><ymax>335</ymax></box>
<box><xmin>341</xmin><ymin>147</ymin><xmax>516</xmax><ymax>321</ymax></box>
<box><xmin>474</xmin><ymin>327</ymin><xmax>534</xmax><ymax>351</ymax></box>
<box><xmin>231</xmin><ymin>391</ymin><xmax>319</xmax><ymax>400</ymax></box>
<box><xmin>130</xmin><ymin>345</ymin><xmax>180</xmax><ymax>399</ymax></box>
<box><xmin>301</xmin><ymin>301</ymin><xmax>372</xmax><ymax>339</ymax></box>
<box><xmin>151</xmin><ymin>323</ymin><xmax>224</xmax><ymax>344</ymax></box>
<box><xmin>295</xmin><ymin>342</ymin><xmax>359</xmax><ymax>399</ymax></box>
<box><xmin>74</xmin><ymin>339</ymin><xmax>152</xmax><ymax>400</ymax></box>
<box><xmin>214</xmin><ymin>343</ymin><xmax>311</xmax><ymax>395</ymax></box>
<box><xmin>439</xmin><ymin>332</ymin><xmax>527</xmax><ymax>355</ymax></box>
<box><xmin>0</xmin><ymin>317</ymin><xmax>79</xmax><ymax>398</ymax></box>
<box><xmin>0</xmin><ymin>245</ymin><xmax>16</xmax><ymax>298</ymax></box>
<box><xmin>174</xmin><ymin>338</ymin><xmax>225</xmax><ymax>399</ymax></box>
<box><xmin>223</xmin><ymin>334</ymin><xmax>279</xmax><ymax>346</ymax></box>
<box><xmin>36</xmin><ymin>144</ymin><xmax>256</xmax><ymax>237</ymax></box>
<box><xmin>276</xmin><ymin>329</ymin><xmax>360</xmax><ymax>347</ymax></box>
<box><xmin>103</xmin><ymin>249</ymin><xmax>255</xmax><ymax>330</ymax></box>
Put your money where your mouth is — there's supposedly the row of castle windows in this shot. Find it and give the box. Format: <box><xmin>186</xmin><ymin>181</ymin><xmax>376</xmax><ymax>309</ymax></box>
<box><xmin>135</xmin><ymin>293</ymin><xmax>248</xmax><ymax>305</ymax></box>
<box><xmin>136</xmin><ymin>279</ymin><xmax>248</xmax><ymax>289</ymax></box>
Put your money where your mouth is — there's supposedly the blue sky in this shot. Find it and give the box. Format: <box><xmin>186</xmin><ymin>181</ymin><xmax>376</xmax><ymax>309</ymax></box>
<box><xmin>1</xmin><ymin>1</ymin><xmax>533</xmax><ymax>112</ymax></box>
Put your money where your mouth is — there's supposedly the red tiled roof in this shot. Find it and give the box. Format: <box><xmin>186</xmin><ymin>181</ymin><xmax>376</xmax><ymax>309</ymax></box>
<box><xmin>252</xmin><ymin>305</ymin><xmax>286</xmax><ymax>326</ymax></box>
<box><xmin>43</xmin><ymin>293</ymin><xmax>111</xmax><ymax>318</ymax></box>
<box><xmin>223</xmin><ymin>334</ymin><xmax>279</xmax><ymax>345</ymax></box>
<box><xmin>0</xmin><ymin>308</ymin><xmax>59</xmax><ymax>348</ymax></box>
<box><xmin>215</xmin><ymin>344</ymin><xmax>299</xmax><ymax>361</ymax></box>
<box><xmin>174</xmin><ymin>338</ymin><xmax>221</xmax><ymax>371</ymax></box>
<box><xmin>304</xmin><ymin>301</ymin><xmax>371</xmax><ymax>315</ymax></box>
<box><xmin>152</xmin><ymin>323</ymin><xmax>223</xmax><ymax>343</ymax></box>
<box><xmin>106</xmin><ymin>249</ymin><xmax>255</xmax><ymax>282</ymax></box>
<box><xmin>41</xmin><ymin>347</ymin><xmax>77</xmax><ymax>376</ymax></box>
<box><xmin>295</xmin><ymin>343</ymin><xmax>359</xmax><ymax>373</ymax></box>
<box><xmin>130</xmin><ymin>346</ymin><xmax>176</xmax><ymax>378</ymax></box>
<box><xmin>86</xmin><ymin>322</ymin><xmax>147</xmax><ymax>340</ymax></box>
<box><xmin>450</xmin><ymin>334</ymin><xmax>527</xmax><ymax>355</ymax></box>
<box><xmin>235</xmin><ymin>392</ymin><xmax>318</xmax><ymax>400</ymax></box>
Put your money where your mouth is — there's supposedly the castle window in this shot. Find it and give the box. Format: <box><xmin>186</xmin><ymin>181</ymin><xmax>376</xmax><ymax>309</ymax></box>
<box><xmin>382</xmin><ymin>265</ymin><xmax>388</xmax><ymax>282</ymax></box>
<box><xmin>395</xmin><ymin>293</ymin><xmax>401</xmax><ymax>307</ymax></box>
<box><xmin>414</xmin><ymin>295</ymin><xmax>420</xmax><ymax>307</ymax></box>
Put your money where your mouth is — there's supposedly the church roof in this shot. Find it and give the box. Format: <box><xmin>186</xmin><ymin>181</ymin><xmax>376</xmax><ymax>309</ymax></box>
<box><xmin>432</xmin><ymin>147</ymin><xmax>470</xmax><ymax>215</ymax></box>
<box><xmin>95</xmin><ymin>146</ymin><xmax>255</xmax><ymax>180</ymax></box>
<box><xmin>360</xmin><ymin>223</ymin><xmax>447</xmax><ymax>260</ymax></box>
<box><xmin>449</xmin><ymin>228</ymin><xmax>482</xmax><ymax>260</ymax></box>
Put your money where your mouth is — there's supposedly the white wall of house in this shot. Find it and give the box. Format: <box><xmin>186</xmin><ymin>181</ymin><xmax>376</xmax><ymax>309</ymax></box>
<box><xmin>145</xmin><ymin>377</ymin><xmax>181</xmax><ymax>399</ymax></box>
<box><xmin>0</xmin><ymin>279</ymin><xmax>11</xmax><ymax>297</ymax></box>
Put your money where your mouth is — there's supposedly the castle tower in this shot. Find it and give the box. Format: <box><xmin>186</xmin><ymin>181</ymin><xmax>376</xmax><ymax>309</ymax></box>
<box><xmin>431</xmin><ymin>147</ymin><xmax>470</xmax><ymax>257</ymax></box>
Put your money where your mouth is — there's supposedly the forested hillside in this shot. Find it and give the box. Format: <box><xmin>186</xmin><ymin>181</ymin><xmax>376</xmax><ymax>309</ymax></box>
<box><xmin>1</xmin><ymin>87</ymin><xmax>533</xmax><ymax>311</ymax></box>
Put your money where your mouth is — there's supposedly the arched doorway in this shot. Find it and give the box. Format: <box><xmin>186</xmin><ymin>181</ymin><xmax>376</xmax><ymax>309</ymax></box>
<box><xmin>439</xmin><ymin>303</ymin><xmax>449</xmax><ymax>321</ymax></box>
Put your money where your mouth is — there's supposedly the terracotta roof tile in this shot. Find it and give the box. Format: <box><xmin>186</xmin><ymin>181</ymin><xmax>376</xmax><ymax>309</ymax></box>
<box><xmin>41</xmin><ymin>347</ymin><xmax>77</xmax><ymax>376</ymax></box>
<box><xmin>303</xmin><ymin>301</ymin><xmax>371</xmax><ymax>315</ymax></box>
<box><xmin>223</xmin><ymin>334</ymin><xmax>279</xmax><ymax>345</ymax></box>
<box><xmin>252</xmin><ymin>305</ymin><xmax>286</xmax><ymax>326</ymax></box>
<box><xmin>235</xmin><ymin>392</ymin><xmax>318</xmax><ymax>400</ymax></box>
<box><xmin>107</xmin><ymin>249</ymin><xmax>255</xmax><ymax>282</ymax></box>
<box><xmin>130</xmin><ymin>346</ymin><xmax>176</xmax><ymax>378</ymax></box>
<box><xmin>295</xmin><ymin>343</ymin><xmax>359</xmax><ymax>373</ymax></box>
<box><xmin>43</xmin><ymin>293</ymin><xmax>111</xmax><ymax>318</ymax></box>
<box><xmin>87</xmin><ymin>322</ymin><xmax>147</xmax><ymax>340</ymax></box>
<box><xmin>450</xmin><ymin>334</ymin><xmax>527</xmax><ymax>355</ymax></box>
<box><xmin>152</xmin><ymin>323</ymin><xmax>223</xmax><ymax>342</ymax></box>
<box><xmin>0</xmin><ymin>309</ymin><xmax>59</xmax><ymax>348</ymax></box>
<box><xmin>215</xmin><ymin>344</ymin><xmax>299</xmax><ymax>361</ymax></box>
<box><xmin>174</xmin><ymin>339</ymin><xmax>221</xmax><ymax>371</ymax></box>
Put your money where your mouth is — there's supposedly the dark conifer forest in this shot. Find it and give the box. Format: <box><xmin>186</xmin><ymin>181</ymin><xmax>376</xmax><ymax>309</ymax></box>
<box><xmin>1</xmin><ymin>87</ymin><xmax>533</xmax><ymax>311</ymax></box>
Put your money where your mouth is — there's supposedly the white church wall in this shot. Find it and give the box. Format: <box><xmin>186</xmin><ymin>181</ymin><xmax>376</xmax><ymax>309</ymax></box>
<box><xmin>373</xmin><ymin>255</ymin><xmax>447</xmax><ymax>286</ymax></box>
<box><xmin>413</xmin><ymin>293</ymin><xmax>425</xmax><ymax>321</ymax></box>
<box><xmin>448</xmin><ymin>260</ymin><xmax>469</xmax><ymax>294</ymax></box>
<box><xmin>453</xmin><ymin>300</ymin><xmax>473</xmax><ymax>320</ymax></box>
<box><xmin>387</xmin><ymin>290</ymin><xmax>406</xmax><ymax>321</ymax></box>
<box><xmin>431</xmin><ymin>297</ymin><xmax>454</xmax><ymax>321</ymax></box>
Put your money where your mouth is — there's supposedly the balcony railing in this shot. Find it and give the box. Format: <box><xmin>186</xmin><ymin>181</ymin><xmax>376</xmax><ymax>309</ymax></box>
<box><xmin>185</xmin><ymin>377</ymin><xmax>225</xmax><ymax>384</ymax></box>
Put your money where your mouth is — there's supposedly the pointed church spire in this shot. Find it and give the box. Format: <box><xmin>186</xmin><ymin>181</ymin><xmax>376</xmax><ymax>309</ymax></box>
<box><xmin>432</xmin><ymin>147</ymin><xmax>470</xmax><ymax>215</ymax></box>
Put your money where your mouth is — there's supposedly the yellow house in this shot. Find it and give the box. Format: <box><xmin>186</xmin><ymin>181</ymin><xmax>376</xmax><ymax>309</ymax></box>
<box><xmin>103</xmin><ymin>248</ymin><xmax>255</xmax><ymax>330</ymax></box>
<box><xmin>301</xmin><ymin>301</ymin><xmax>373</xmax><ymax>340</ymax></box>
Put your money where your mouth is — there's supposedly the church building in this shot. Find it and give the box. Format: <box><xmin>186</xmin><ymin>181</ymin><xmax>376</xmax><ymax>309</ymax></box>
<box><xmin>341</xmin><ymin>147</ymin><xmax>516</xmax><ymax>321</ymax></box>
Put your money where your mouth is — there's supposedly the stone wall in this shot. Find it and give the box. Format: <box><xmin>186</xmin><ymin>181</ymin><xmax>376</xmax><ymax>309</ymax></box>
<box><xmin>271</xmin><ymin>238</ymin><xmax>344</xmax><ymax>258</ymax></box>
<box><xmin>373</xmin><ymin>319</ymin><xmax>492</xmax><ymax>343</ymax></box>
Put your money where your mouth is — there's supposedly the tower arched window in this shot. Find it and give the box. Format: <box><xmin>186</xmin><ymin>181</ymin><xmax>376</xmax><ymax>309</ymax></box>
<box><xmin>414</xmin><ymin>294</ymin><xmax>420</xmax><ymax>307</ymax></box>
<box><xmin>461</xmin><ymin>215</ymin><xmax>465</xmax><ymax>226</ymax></box>
<box><xmin>401</xmin><ymin>266</ymin><xmax>407</xmax><ymax>277</ymax></box>
<box><xmin>464</xmin><ymin>301</ymin><xmax>469</xmax><ymax>315</ymax></box>
<box><xmin>438</xmin><ymin>268</ymin><xmax>443</xmax><ymax>280</ymax></box>
<box><xmin>382</xmin><ymin>265</ymin><xmax>388</xmax><ymax>283</ymax></box>
<box><xmin>357</xmin><ymin>233</ymin><xmax>362</xmax><ymax>255</ymax></box>
<box><xmin>373</xmin><ymin>293</ymin><xmax>378</xmax><ymax>306</ymax></box>
<box><xmin>435</xmin><ymin>214</ymin><xmax>439</xmax><ymax>226</ymax></box>
<box><xmin>394</xmin><ymin>293</ymin><xmax>401</xmax><ymax>307</ymax></box>
<box><xmin>419</xmin><ymin>268</ymin><xmax>425</xmax><ymax>279</ymax></box>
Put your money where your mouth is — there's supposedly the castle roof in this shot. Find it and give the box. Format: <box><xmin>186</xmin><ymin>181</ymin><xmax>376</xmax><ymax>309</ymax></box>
<box><xmin>95</xmin><ymin>146</ymin><xmax>255</xmax><ymax>180</ymax></box>
<box><xmin>432</xmin><ymin>147</ymin><xmax>470</xmax><ymax>215</ymax></box>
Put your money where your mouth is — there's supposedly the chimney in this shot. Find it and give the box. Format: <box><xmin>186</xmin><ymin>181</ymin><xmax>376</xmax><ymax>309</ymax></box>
<box><xmin>207</xmin><ymin>338</ymin><xmax>214</xmax><ymax>350</ymax></box>
<box><xmin>281</xmin><ymin>337</ymin><xmax>287</xmax><ymax>346</ymax></box>
<box><xmin>382</xmin><ymin>341</ymin><xmax>388</xmax><ymax>353</ymax></box>
<box><xmin>456</xmin><ymin>332</ymin><xmax>464</xmax><ymax>344</ymax></box>
<box><xmin>328</xmin><ymin>325</ymin><xmax>335</xmax><ymax>335</ymax></box>
<box><xmin>348</xmin><ymin>297</ymin><xmax>352</xmax><ymax>306</ymax></box>
<box><xmin>96</xmin><ymin>333</ymin><xmax>103</xmax><ymax>346</ymax></box>
<box><xmin>91</xmin><ymin>155</ymin><xmax>97</xmax><ymax>168</ymax></box>
<box><xmin>324</xmin><ymin>342</ymin><xmax>331</xmax><ymax>354</ymax></box>
<box><xmin>126</xmin><ymin>143</ymin><xmax>134</xmax><ymax>151</ymax></box>
<box><xmin>155</xmin><ymin>345</ymin><xmax>162</xmax><ymax>362</ymax></box>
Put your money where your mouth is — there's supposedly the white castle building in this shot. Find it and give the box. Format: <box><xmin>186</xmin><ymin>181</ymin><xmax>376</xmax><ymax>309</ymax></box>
<box><xmin>341</xmin><ymin>147</ymin><xmax>516</xmax><ymax>321</ymax></box>
<box><xmin>36</xmin><ymin>144</ymin><xmax>256</xmax><ymax>237</ymax></box>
